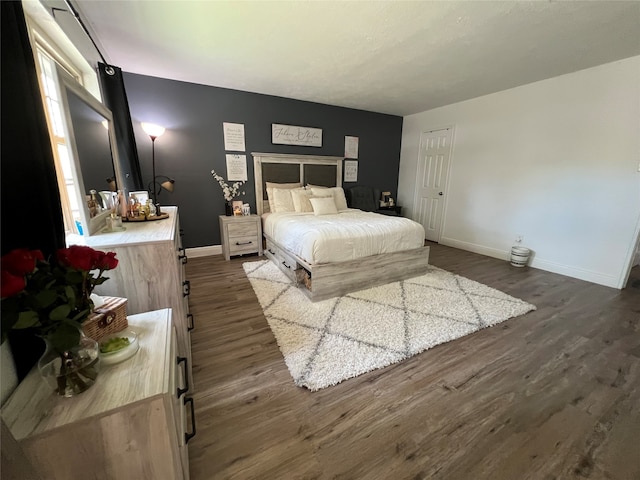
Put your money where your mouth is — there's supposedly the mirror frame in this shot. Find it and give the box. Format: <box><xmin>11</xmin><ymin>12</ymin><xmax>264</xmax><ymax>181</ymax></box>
<box><xmin>54</xmin><ymin>65</ymin><xmax>124</xmax><ymax>236</ymax></box>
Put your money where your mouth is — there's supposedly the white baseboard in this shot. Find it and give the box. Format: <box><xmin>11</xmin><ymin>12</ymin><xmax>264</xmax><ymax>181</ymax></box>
<box><xmin>186</xmin><ymin>245</ymin><xmax>222</xmax><ymax>258</ymax></box>
<box><xmin>439</xmin><ymin>236</ymin><xmax>619</xmax><ymax>289</ymax></box>
<box><xmin>530</xmin><ymin>257</ymin><xmax>618</xmax><ymax>288</ymax></box>
<box><xmin>439</xmin><ymin>237</ymin><xmax>509</xmax><ymax>261</ymax></box>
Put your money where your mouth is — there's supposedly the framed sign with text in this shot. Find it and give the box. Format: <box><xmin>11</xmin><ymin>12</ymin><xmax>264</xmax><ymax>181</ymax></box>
<box><xmin>272</xmin><ymin>123</ymin><xmax>322</xmax><ymax>147</ymax></box>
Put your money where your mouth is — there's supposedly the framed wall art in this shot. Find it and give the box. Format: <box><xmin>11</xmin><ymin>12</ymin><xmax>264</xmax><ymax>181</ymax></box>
<box><xmin>344</xmin><ymin>160</ymin><xmax>358</xmax><ymax>182</ymax></box>
<box><xmin>272</xmin><ymin>124</ymin><xmax>322</xmax><ymax>147</ymax></box>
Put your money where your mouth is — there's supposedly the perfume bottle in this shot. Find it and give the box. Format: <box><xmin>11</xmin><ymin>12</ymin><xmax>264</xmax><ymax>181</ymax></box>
<box><xmin>130</xmin><ymin>197</ymin><xmax>139</xmax><ymax>217</ymax></box>
<box><xmin>87</xmin><ymin>190</ymin><xmax>100</xmax><ymax>218</ymax></box>
<box><xmin>140</xmin><ymin>200</ymin><xmax>150</xmax><ymax>218</ymax></box>
<box><xmin>118</xmin><ymin>190</ymin><xmax>128</xmax><ymax>218</ymax></box>
<box><xmin>146</xmin><ymin>199</ymin><xmax>156</xmax><ymax>216</ymax></box>
<box><xmin>111</xmin><ymin>213</ymin><xmax>123</xmax><ymax>230</ymax></box>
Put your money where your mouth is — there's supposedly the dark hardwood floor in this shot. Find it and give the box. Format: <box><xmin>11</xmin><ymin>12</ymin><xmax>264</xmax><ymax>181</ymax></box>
<box><xmin>185</xmin><ymin>243</ymin><xmax>640</xmax><ymax>480</ymax></box>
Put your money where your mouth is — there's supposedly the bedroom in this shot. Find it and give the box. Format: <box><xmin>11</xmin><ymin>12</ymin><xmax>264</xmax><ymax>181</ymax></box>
<box><xmin>2</xmin><ymin>1</ymin><xmax>639</xmax><ymax>479</ymax></box>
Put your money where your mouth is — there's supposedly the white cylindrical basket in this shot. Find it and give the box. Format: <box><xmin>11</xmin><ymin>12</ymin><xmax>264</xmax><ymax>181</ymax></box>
<box><xmin>510</xmin><ymin>246</ymin><xmax>531</xmax><ymax>267</ymax></box>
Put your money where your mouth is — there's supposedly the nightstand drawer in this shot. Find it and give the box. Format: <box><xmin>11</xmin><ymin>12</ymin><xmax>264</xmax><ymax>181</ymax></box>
<box><xmin>228</xmin><ymin>222</ymin><xmax>258</xmax><ymax>237</ymax></box>
<box><xmin>228</xmin><ymin>235</ymin><xmax>259</xmax><ymax>254</ymax></box>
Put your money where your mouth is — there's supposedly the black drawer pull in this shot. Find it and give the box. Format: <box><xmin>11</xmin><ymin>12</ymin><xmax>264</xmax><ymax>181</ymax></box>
<box><xmin>235</xmin><ymin>240</ymin><xmax>253</xmax><ymax>246</ymax></box>
<box><xmin>268</xmin><ymin>248</ymin><xmax>275</xmax><ymax>254</ymax></box>
<box><xmin>183</xmin><ymin>280</ymin><xmax>190</xmax><ymax>297</ymax></box>
<box><xmin>282</xmin><ymin>261</ymin><xmax>291</xmax><ymax>269</ymax></box>
<box><xmin>177</xmin><ymin>356</ymin><xmax>189</xmax><ymax>397</ymax></box>
<box><xmin>187</xmin><ymin>313</ymin><xmax>194</xmax><ymax>332</ymax></box>
<box><xmin>184</xmin><ymin>396</ymin><xmax>196</xmax><ymax>444</ymax></box>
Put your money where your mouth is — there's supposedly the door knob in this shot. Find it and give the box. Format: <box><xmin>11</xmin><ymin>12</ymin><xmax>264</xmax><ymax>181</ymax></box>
<box><xmin>438</xmin><ymin>192</ymin><xmax>443</xmax><ymax>196</ymax></box>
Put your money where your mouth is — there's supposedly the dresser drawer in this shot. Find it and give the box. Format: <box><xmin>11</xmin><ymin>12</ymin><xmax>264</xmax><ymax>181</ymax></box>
<box><xmin>228</xmin><ymin>221</ymin><xmax>258</xmax><ymax>238</ymax></box>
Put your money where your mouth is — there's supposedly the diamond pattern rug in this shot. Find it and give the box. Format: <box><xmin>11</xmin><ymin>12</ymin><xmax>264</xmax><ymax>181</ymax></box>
<box><xmin>243</xmin><ymin>260</ymin><xmax>536</xmax><ymax>391</ymax></box>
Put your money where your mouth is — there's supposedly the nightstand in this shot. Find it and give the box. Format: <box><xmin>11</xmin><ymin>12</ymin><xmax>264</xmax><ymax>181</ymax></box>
<box><xmin>377</xmin><ymin>205</ymin><xmax>402</xmax><ymax>216</ymax></box>
<box><xmin>219</xmin><ymin>214</ymin><xmax>263</xmax><ymax>261</ymax></box>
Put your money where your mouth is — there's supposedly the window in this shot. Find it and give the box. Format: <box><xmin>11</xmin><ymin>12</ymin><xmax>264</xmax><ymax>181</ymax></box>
<box><xmin>35</xmin><ymin>47</ymin><xmax>81</xmax><ymax>233</ymax></box>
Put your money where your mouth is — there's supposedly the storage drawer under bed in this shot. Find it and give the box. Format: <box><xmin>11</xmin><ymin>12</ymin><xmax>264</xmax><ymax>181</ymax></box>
<box><xmin>265</xmin><ymin>238</ymin><xmax>303</xmax><ymax>284</ymax></box>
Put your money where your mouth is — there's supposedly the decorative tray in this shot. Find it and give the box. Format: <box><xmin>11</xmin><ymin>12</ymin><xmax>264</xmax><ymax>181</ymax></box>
<box><xmin>122</xmin><ymin>212</ymin><xmax>170</xmax><ymax>222</ymax></box>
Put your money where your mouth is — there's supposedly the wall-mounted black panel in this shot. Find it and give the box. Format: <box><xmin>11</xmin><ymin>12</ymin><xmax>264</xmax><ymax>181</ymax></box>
<box><xmin>122</xmin><ymin>72</ymin><xmax>403</xmax><ymax>248</ymax></box>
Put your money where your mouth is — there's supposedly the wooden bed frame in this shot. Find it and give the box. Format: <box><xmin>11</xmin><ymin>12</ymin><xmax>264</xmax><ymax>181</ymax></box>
<box><xmin>252</xmin><ymin>152</ymin><xmax>430</xmax><ymax>302</ymax></box>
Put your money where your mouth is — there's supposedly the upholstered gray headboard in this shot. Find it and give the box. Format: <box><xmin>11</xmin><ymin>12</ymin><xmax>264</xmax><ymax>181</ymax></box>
<box><xmin>252</xmin><ymin>152</ymin><xmax>343</xmax><ymax>215</ymax></box>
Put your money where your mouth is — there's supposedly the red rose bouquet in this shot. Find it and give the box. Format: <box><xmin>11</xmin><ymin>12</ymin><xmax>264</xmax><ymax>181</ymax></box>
<box><xmin>1</xmin><ymin>245</ymin><xmax>119</xmax><ymax>352</ymax></box>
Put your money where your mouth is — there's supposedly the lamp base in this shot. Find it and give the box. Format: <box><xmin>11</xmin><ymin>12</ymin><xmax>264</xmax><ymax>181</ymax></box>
<box><xmin>156</xmin><ymin>203</ymin><xmax>162</xmax><ymax>215</ymax></box>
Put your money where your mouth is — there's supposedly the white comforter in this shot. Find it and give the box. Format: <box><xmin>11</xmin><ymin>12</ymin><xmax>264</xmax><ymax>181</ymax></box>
<box><xmin>263</xmin><ymin>209</ymin><xmax>425</xmax><ymax>264</ymax></box>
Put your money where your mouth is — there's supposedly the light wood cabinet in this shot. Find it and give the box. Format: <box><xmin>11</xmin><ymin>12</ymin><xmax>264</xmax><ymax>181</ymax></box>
<box><xmin>219</xmin><ymin>214</ymin><xmax>263</xmax><ymax>261</ymax></box>
<box><xmin>1</xmin><ymin>309</ymin><xmax>195</xmax><ymax>480</ymax></box>
<box><xmin>67</xmin><ymin>206</ymin><xmax>193</xmax><ymax>385</ymax></box>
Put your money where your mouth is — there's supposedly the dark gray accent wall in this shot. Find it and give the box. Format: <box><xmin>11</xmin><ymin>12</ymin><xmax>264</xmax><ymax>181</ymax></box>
<box><xmin>122</xmin><ymin>72</ymin><xmax>403</xmax><ymax>248</ymax></box>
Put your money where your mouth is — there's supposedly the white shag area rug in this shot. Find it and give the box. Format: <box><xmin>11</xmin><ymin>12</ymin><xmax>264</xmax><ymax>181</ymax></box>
<box><xmin>243</xmin><ymin>260</ymin><xmax>536</xmax><ymax>391</ymax></box>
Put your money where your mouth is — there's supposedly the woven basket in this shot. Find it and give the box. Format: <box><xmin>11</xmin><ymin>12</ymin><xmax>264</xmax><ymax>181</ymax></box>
<box><xmin>82</xmin><ymin>296</ymin><xmax>128</xmax><ymax>341</ymax></box>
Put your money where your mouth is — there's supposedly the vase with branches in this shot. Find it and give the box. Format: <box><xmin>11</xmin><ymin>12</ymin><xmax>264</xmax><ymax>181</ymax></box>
<box><xmin>211</xmin><ymin>169</ymin><xmax>246</xmax><ymax>215</ymax></box>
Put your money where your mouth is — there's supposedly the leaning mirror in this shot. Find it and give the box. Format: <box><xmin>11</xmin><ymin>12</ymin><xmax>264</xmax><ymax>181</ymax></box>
<box><xmin>54</xmin><ymin>65</ymin><xmax>123</xmax><ymax>236</ymax></box>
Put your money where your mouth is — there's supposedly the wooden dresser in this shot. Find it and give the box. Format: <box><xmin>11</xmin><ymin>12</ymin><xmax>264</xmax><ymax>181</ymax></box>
<box><xmin>67</xmin><ymin>206</ymin><xmax>193</xmax><ymax>384</ymax></box>
<box><xmin>219</xmin><ymin>214</ymin><xmax>263</xmax><ymax>261</ymax></box>
<box><xmin>1</xmin><ymin>309</ymin><xmax>195</xmax><ymax>479</ymax></box>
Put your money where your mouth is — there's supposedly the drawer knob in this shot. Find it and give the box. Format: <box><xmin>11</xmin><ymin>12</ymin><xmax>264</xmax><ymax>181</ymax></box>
<box><xmin>235</xmin><ymin>241</ymin><xmax>253</xmax><ymax>246</ymax></box>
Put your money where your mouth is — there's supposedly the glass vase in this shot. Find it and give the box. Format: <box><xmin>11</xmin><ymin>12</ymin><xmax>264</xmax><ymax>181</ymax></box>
<box><xmin>37</xmin><ymin>328</ymin><xmax>100</xmax><ymax>397</ymax></box>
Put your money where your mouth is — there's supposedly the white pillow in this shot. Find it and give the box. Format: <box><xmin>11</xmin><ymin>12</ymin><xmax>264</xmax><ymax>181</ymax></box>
<box><xmin>266</xmin><ymin>181</ymin><xmax>302</xmax><ymax>190</ymax></box>
<box><xmin>272</xmin><ymin>188</ymin><xmax>296</xmax><ymax>213</ymax></box>
<box><xmin>306</xmin><ymin>184</ymin><xmax>328</xmax><ymax>189</ymax></box>
<box><xmin>310</xmin><ymin>196</ymin><xmax>338</xmax><ymax>215</ymax></box>
<box><xmin>291</xmin><ymin>189</ymin><xmax>314</xmax><ymax>212</ymax></box>
<box><xmin>292</xmin><ymin>190</ymin><xmax>333</xmax><ymax>212</ymax></box>
<box><xmin>311</xmin><ymin>187</ymin><xmax>348</xmax><ymax>211</ymax></box>
<box><xmin>266</xmin><ymin>182</ymin><xmax>302</xmax><ymax>212</ymax></box>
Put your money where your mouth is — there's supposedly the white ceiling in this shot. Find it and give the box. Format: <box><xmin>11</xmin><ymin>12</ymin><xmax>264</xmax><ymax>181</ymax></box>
<box><xmin>51</xmin><ymin>1</ymin><xmax>640</xmax><ymax>116</ymax></box>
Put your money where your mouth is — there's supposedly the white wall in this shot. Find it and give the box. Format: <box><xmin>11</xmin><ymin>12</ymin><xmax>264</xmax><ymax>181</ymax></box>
<box><xmin>399</xmin><ymin>57</ymin><xmax>640</xmax><ymax>288</ymax></box>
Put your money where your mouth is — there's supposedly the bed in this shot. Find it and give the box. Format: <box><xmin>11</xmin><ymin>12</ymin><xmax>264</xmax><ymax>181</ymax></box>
<box><xmin>253</xmin><ymin>152</ymin><xmax>430</xmax><ymax>301</ymax></box>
